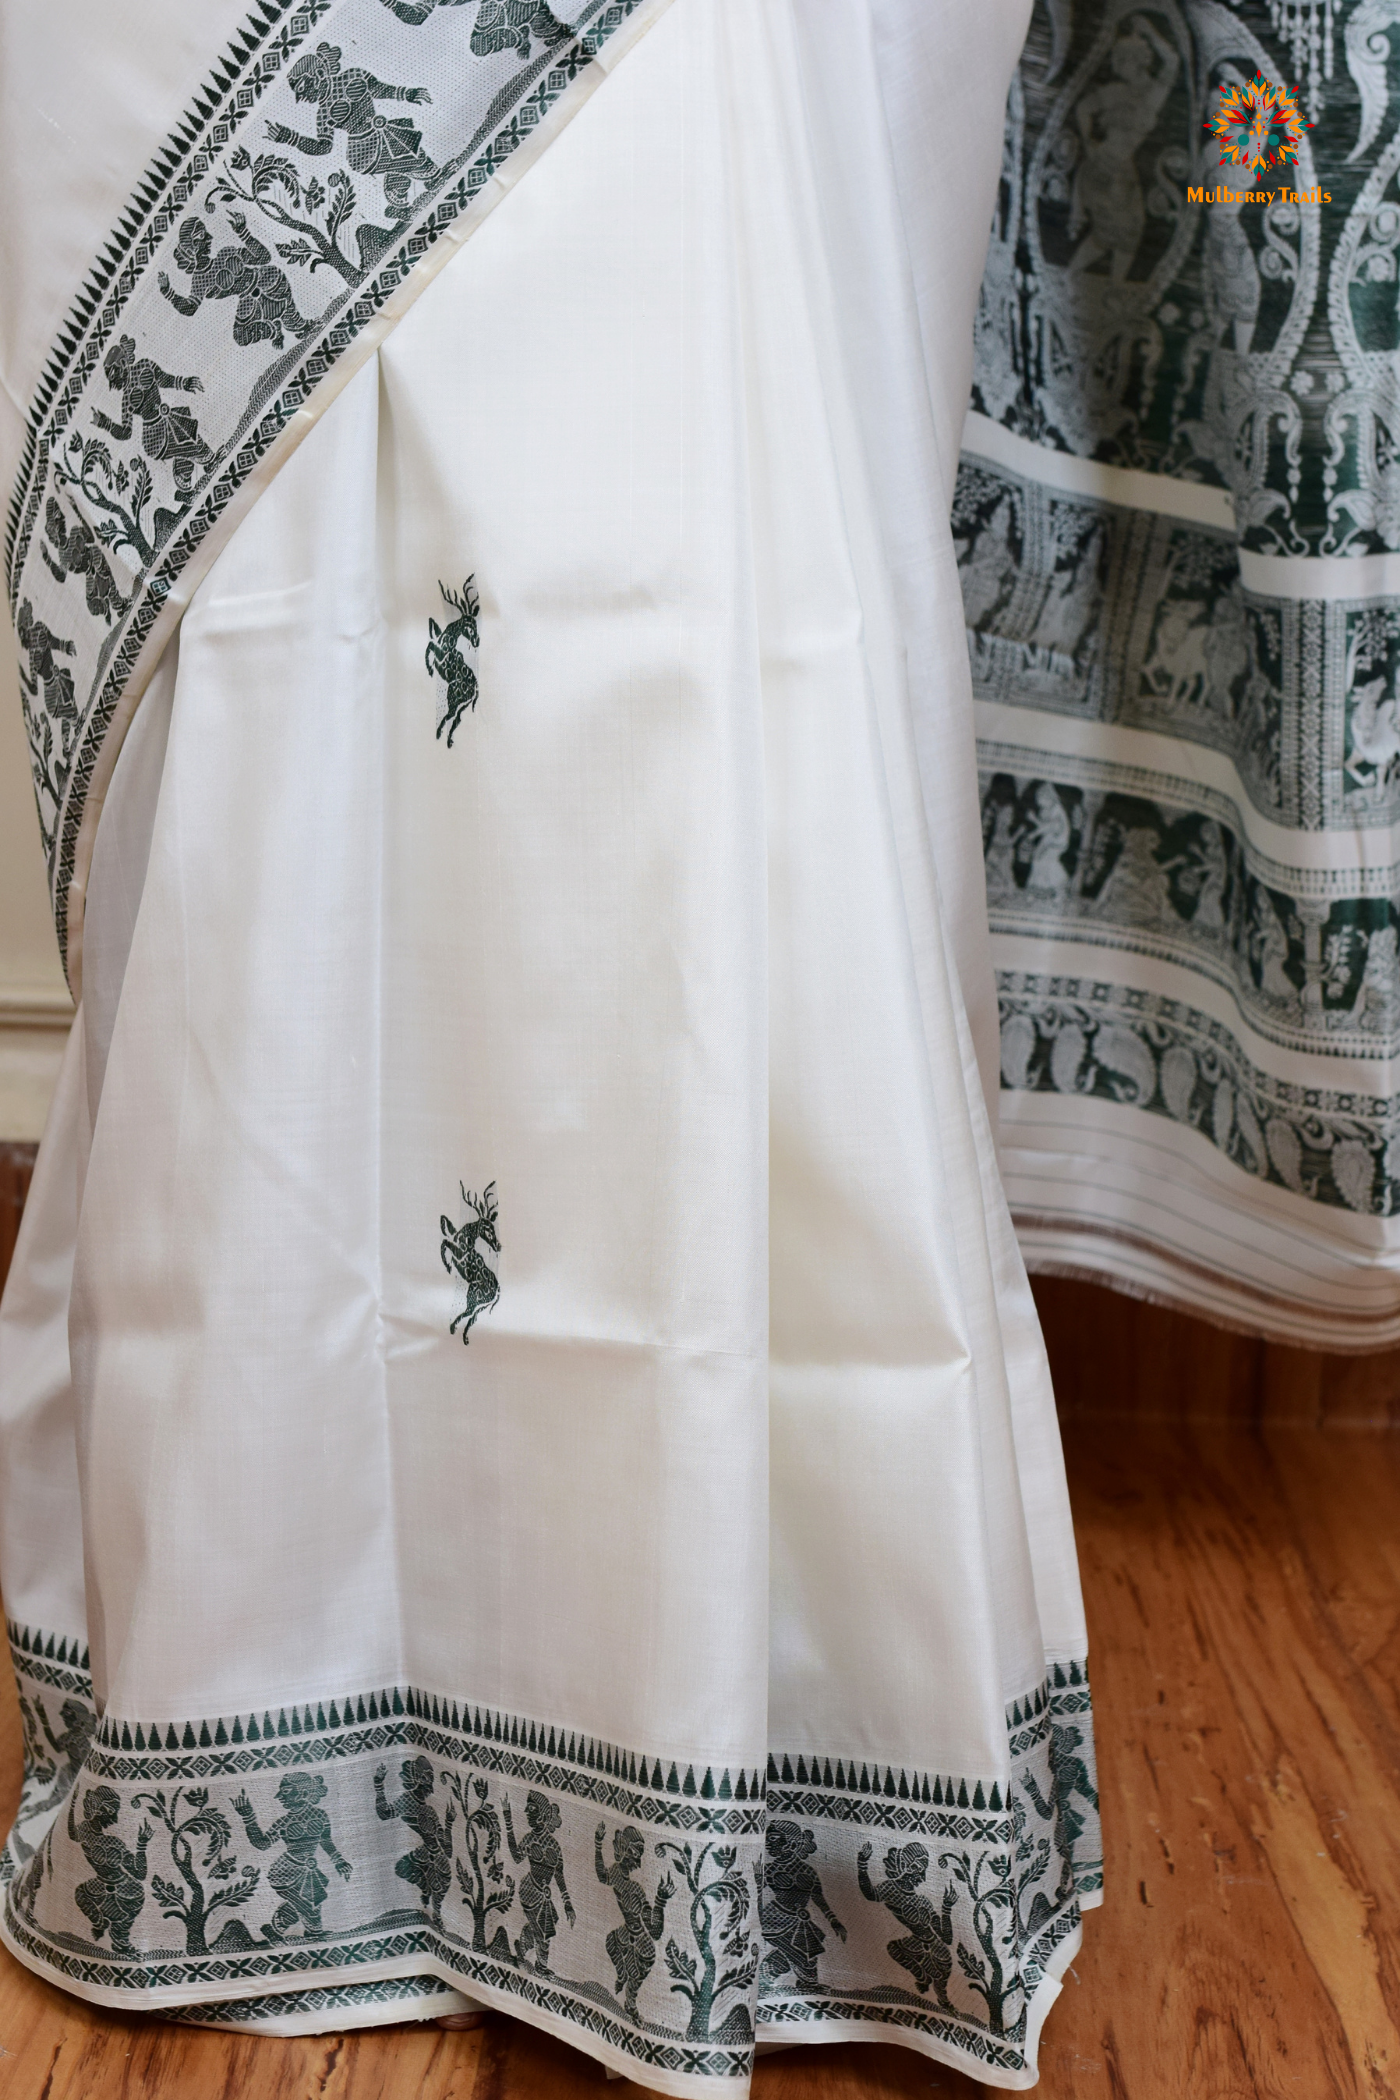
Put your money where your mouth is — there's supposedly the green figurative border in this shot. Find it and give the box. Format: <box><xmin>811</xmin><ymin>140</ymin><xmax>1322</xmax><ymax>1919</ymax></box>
<box><xmin>7</xmin><ymin>0</ymin><xmax>652</xmax><ymax>972</ymax></box>
<box><xmin>973</xmin><ymin>1</ymin><xmax>1400</xmax><ymax>557</ymax></box>
<box><xmin>996</xmin><ymin>967</ymin><xmax>1400</xmax><ymax>1216</ymax></box>
<box><xmin>2</xmin><ymin>1626</ymin><xmax>1100</xmax><ymax>2080</ymax></box>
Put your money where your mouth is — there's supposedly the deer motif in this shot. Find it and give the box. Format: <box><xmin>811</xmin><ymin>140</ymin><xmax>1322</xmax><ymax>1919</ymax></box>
<box><xmin>441</xmin><ymin>1181</ymin><xmax>501</xmax><ymax>1342</ymax></box>
<box><xmin>425</xmin><ymin>577</ymin><xmax>480</xmax><ymax>747</ymax></box>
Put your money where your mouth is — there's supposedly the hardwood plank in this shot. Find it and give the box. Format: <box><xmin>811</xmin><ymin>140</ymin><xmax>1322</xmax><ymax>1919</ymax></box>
<box><xmin>1032</xmin><ymin>1276</ymin><xmax>1266</xmax><ymax>1424</ymax></box>
<box><xmin>1039</xmin><ymin>1420</ymin><xmax>1400</xmax><ymax>2100</ymax></box>
<box><xmin>1036</xmin><ymin>1273</ymin><xmax>1400</xmax><ymax>1429</ymax></box>
<box><xmin>1257</xmin><ymin>1343</ymin><xmax>1328</xmax><ymax>1430</ymax></box>
<box><xmin>1316</xmin><ymin>1349</ymin><xmax>1400</xmax><ymax>1431</ymax></box>
<box><xmin>1258</xmin><ymin>1340</ymin><xmax>1400</xmax><ymax>1430</ymax></box>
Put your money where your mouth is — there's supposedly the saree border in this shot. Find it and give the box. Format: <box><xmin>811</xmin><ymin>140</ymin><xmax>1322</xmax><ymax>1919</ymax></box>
<box><xmin>2</xmin><ymin>1623</ymin><xmax>1100</xmax><ymax>2088</ymax></box>
<box><xmin>6</xmin><ymin>0</ymin><xmax>672</xmax><ymax>994</ymax></box>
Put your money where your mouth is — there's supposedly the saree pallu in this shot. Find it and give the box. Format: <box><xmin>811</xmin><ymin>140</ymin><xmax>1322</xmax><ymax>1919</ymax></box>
<box><xmin>963</xmin><ymin>0</ymin><xmax>1400</xmax><ymax>1346</ymax></box>
<box><xmin>0</xmin><ymin>1</ymin><xmax>1099</xmax><ymax>2090</ymax></box>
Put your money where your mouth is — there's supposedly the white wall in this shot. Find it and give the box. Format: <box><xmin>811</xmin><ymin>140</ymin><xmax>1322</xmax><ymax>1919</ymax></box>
<box><xmin>0</xmin><ymin>636</ymin><xmax>73</xmax><ymax>1138</ymax></box>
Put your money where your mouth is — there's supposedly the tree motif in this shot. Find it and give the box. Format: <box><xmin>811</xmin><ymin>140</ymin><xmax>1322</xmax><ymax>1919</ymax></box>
<box><xmin>52</xmin><ymin>433</ymin><xmax>159</xmax><ymax>565</ymax></box>
<box><xmin>939</xmin><ymin>1815</ymin><xmax>1051</xmax><ymax>2039</ymax></box>
<box><xmin>133</xmin><ymin>1786</ymin><xmax>259</xmax><ymax>1953</ymax></box>
<box><xmin>207</xmin><ymin>149</ymin><xmax>363</xmax><ymax>285</ymax></box>
<box><xmin>656</xmin><ymin>1840</ymin><xmax>757</xmax><ymax>2042</ymax></box>
<box><xmin>446</xmin><ymin>1773</ymin><xmax>515</xmax><ymax>1951</ymax></box>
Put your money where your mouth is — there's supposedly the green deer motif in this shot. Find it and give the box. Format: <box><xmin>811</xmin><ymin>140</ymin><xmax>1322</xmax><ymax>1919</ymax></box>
<box><xmin>441</xmin><ymin>1181</ymin><xmax>501</xmax><ymax>1342</ymax></box>
<box><xmin>425</xmin><ymin>578</ymin><xmax>481</xmax><ymax>747</ymax></box>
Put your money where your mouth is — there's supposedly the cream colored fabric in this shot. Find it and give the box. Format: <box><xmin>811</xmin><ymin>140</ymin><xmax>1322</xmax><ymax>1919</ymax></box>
<box><xmin>0</xmin><ymin>2</ymin><xmax>1094</xmax><ymax>2088</ymax></box>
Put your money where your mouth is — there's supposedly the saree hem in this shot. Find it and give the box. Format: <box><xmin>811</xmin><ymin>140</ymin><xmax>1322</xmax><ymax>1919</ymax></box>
<box><xmin>1</xmin><ymin>1623</ymin><xmax>1099</xmax><ymax>2091</ymax></box>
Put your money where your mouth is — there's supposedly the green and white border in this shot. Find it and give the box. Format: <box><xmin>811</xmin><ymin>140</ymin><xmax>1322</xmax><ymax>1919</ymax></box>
<box><xmin>7</xmin><ymin>0</ymin><xmax>670</xmax><ymax>992</ymax></box>
<box><xmin>2</xmin><ymin>1625</ymin><xmax>1099</xmax><ymax>2091</ymax></box>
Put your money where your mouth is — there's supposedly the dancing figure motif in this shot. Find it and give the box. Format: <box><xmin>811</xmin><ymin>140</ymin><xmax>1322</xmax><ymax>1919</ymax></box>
<box><xmin>68</xmin><ymin>1786</ymin><xmax>151</xmax><ymax>1953</ymax></box>
<box><xmin>378</xmin><ymin>0</ymin><xmax>573</xmax><ymax>43</ymax></box>
<box><xmin>1022</xmin><ymin>1723</ymin><xmax>1099</xmax><ymax>1856</ymax></box>
<box><xmin>21</xmin><ymin>1694</ymin><xmax>98</xmax><ymax>1820</ymax></box>
<box><xmin>1067</xmin><ymin>15</ymin><xmax>1180</xmax><ymax>279</ymax></box>
<box><xmin>159</xmin><ymin>215</ymin><xmax>316</xmax><ymax>349</ymax></box>
<box><xmin>756</xmin><ymin>1819</ymin><xmax>846</xmax><ymax>1993</ymax></box>
<box><xmin>856</xmin><ymin>1840</ymin><xmax>957</xmax><ymax>2008</ymax></box>
<box><xmin>40</xmin><ymin>500</ymin><xmax>128</xmax><ymax>624</ymax></box>
<box><xmin>92</xmin><ymin>336</ymin><xmax>213</xmax><ymax>498</ymax></box>
<box><xmin>16</xmin><ymin>599</ymin><xmax>77</xmax><ymax>732</ymax></box>
<box><xmin>595</xmin><ymin>1822</ymin><xmax>674</xmax><ymax>2018</ymax></box>
<box><xmin>1021</xmin><ymin>782</ymin><xmax>1073</xmax><ymax>897</ymax></box>
<box><xmin>503</xmin><ymin>1790</ymin><xmax>575</xmax><ymax>1973</ymax></box>
<box><xmin>373</xmin><ymin>1755</ymin><xmax>455</xmax><ymax>1927</ymax></box>
<box><xmin>233</xmin><ymin>1773</ymin><xmax>352</xmax><ymax>1940</ymax></box>
<box><xmin>270</xmin><ymin>44</ymin><xmax>437</xmax><ymax>228</ymax></box>
<box><xmin>470</xmin><ymin>0</ymin><xmax>574</xmax><ymax>56</ymax></box>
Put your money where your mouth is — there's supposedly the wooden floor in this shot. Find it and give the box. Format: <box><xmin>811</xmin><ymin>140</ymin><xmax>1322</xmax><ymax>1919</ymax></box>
<box><xmin>0</xmin><ymin>1143</ymin><xmax>1395</xmax><ymax>2096</ymax></box>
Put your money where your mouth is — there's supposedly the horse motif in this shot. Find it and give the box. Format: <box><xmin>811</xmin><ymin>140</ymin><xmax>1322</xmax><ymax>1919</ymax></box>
<box><xmin>440</xmin><ymin>1181</ymin><xmax>500</xmax><ymax>1342</ymax></box>
<box><xmin>425</xmin><ymin>577</ymin><xmax>481</xmax><ymax>747</ymax></box>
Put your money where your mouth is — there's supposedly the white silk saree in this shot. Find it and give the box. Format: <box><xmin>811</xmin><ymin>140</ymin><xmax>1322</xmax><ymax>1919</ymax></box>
<box><xmin>0</xmin><ymin>1</ymin><xmax>1100</xmax><ymax>2089</ymax></box>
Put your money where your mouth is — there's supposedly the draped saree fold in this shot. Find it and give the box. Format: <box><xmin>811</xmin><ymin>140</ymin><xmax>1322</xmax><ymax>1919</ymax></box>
<box><xmin>962</xmin><ymin>0</ymin><xmax>1400</xmax><ymax>1345</ymax></box>
<box><xmin>1</xmin><ymin>0</ymin><xmax>1099</xmax><ymax>2089</ymax></box>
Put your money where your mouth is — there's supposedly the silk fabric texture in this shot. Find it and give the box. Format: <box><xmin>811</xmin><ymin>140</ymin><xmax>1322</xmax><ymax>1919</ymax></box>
<box><xmin>0</xmin><ymin>1</ymin><xmax>1098</xmax><ymax>2089</ymax></box>
<box><xmin>961</xmin><ymin>0</ymin><xmax>1400</xmax><ymax>1346</ymax></box>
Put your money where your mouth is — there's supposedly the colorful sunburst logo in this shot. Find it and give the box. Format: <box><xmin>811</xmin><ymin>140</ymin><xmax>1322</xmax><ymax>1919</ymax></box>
<box><xmin>1206</xmin><ymin>77</ymin><xmax>1308</xmax><ymax>172</ymax></box>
